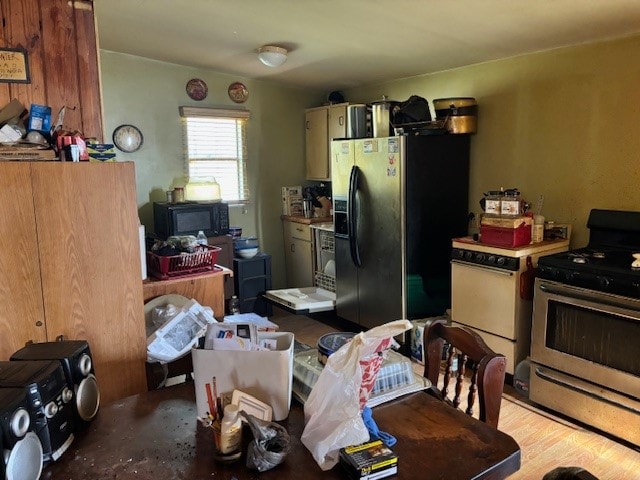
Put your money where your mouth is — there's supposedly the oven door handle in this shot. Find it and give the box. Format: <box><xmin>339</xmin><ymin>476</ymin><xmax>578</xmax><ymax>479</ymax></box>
<box><xmin>450</xmin><ymin>259</ymin><xmax>515</xmax><ymax>276</ymax></box>
<box><xmin>538</xmin><ymin>282</ymin><xmax>639</xmax><ymax>312</ymax></box>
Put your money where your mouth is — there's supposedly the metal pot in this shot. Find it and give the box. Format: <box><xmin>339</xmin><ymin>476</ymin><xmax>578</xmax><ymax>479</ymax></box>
<box><xmin>370</xmin><ymin>96</ymin><xmax>399</xmax><ymax>138</ymax></box>
<box><xmin>433</xmin><ymin>97</ymin><xmax>477</xmax><ymax>134</ymax></box>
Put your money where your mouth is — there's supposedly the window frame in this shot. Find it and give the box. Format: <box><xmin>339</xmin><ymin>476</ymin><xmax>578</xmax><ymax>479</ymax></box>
<box><xmin>179</xmin><ymin>106</ymin><xmax>250</xmax><ymax>204</ymax></box>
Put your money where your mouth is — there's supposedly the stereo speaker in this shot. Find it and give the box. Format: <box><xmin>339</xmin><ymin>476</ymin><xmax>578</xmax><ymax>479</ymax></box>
<box><xmin>0</xmin><ymin>360</ymin><xmax>75</xmax><ymax>462</ymax></box>
<box><xmin>0</xmin><ymin>388</ymin><xmax>44</xmax><ymax>480</ymax></box>
<box><xmin>11</xmin><ymin>339</ymin><xmax>100</xmax><ymax>428</ymax></box>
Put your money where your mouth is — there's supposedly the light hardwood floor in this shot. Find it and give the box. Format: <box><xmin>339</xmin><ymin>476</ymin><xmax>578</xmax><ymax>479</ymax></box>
<box><xmin>270</xmin><ymin>309</ymin><xmax>640</xmax><ymax>480</ymax></box>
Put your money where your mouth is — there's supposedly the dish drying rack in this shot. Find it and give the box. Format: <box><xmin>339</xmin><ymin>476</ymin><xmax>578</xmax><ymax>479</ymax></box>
<box><xmin>314</xmin><ymin>229</ymin><xmax>335</xmax><ymax>292</ymax></box>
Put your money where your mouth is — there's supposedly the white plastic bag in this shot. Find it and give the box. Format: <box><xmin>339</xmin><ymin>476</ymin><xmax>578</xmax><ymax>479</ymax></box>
<box><xmin>301</xmin><ymin>319</ymin><xmax>411</xmax><ymax>471</ymax></box>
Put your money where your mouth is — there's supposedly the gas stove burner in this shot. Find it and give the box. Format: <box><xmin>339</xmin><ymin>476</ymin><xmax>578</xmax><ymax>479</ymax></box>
<box><xmin>572</xmin><ymin>256</ymin><xmax>587</xmax><ymax>264</ymax></box>
<box><xmin>592</xmin><ymin>251</ymin><xmax>606</xmax><ymax>259</ymax></box>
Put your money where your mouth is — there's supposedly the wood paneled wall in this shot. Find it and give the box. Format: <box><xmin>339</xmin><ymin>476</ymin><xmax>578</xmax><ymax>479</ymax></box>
<box><xmin>0</xmin><ymin>0</ymin><xmax>102</xmax><ymax>140</ymax></box>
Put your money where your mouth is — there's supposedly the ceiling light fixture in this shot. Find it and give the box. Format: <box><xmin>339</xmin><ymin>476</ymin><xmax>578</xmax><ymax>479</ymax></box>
<box><xmin>258</xmin><ymin>45</ymin><xmax>288</xmax><ymax>68</ymax></box>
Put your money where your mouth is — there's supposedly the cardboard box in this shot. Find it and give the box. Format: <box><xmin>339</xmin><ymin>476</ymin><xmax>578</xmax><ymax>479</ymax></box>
<box><xmin>339</xmin><ymin>440</ymin><xmax>398</xmax><ymax>480</ymax></box>
<box><xmin>410</xmin><ymin>316</ymin><xmax>449</xmax><ymax>365</ymax></box>
<box><xmin>480</xmin><ymin>216</ymin><xmax>532</xmax><ymax>247</ymax></box>
<box><xmin>282</xmin><ymin>186</ymin><xmax>303</xmax><ymax>216</ymax></box>
<box><xmin>192</xmin><ymin>331</ymin><xmax>294</xmax><ymax>421</ymax></box>
<box><xmin>409</xmin><ymin>319</ymin><xmax>427</xmax><ymax>365</ymax></box>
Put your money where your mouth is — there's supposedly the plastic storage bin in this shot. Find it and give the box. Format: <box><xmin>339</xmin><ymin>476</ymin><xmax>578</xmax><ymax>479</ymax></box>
<box><xmin>233</xmin><ymin>253</ymin><xmax>272</xmax><ymax>316</ymax></box>
<box><xmin>292</xmin><ymin>349</ymin><xmax>419</xmax><ymax>405</ymax></box>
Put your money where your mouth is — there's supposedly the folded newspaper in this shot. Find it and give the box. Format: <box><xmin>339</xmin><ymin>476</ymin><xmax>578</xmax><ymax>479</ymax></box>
<box><xmin>147</xmin><ymin>299</ymin><xmax>216</xmax><ymax>363</ymax></box>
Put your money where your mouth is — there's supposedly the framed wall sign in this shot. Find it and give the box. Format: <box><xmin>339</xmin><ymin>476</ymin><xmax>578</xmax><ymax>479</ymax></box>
<box><xmin>0</xmin><ymin>48</ymin><xmax>30</xmax><ymax>83</ymax></box>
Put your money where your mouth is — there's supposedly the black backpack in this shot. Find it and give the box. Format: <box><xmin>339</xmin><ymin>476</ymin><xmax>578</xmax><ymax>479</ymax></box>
<box><xmin>392</xmin><ymin>95</ymin><xmax>431</xmax><ymax>125</ymax></box>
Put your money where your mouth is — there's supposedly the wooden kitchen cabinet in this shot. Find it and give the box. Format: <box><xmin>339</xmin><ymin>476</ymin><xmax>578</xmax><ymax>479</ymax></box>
<box><xmin>305</xmin><ymin>103</ymin><xmax>348</xmax><ymax>180</ymax></box>
<box><xmin>0</xmin><ymin>0</ymin><xmax>103</xmax><ymax>140</ymax></box>
<box><xmin>0</xmin><ymin>162</ymin><xmax>146</xmax><ymax>405</ymax></box>
<box><xmin>282</xmin><ymin>219</ymin><xmax>314</xmax><ymax>287</ymax></box>
<box><xmin>143</xmin><ymin>268</ymin><xmax>232</xmax><ymax>320</ymax></box>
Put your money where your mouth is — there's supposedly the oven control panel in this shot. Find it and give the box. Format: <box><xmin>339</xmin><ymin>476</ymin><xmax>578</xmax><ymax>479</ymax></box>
<box><xmin>451</xmin><ymin>248</ymin><xmax>519</xmax><ymax>271</ymax></box>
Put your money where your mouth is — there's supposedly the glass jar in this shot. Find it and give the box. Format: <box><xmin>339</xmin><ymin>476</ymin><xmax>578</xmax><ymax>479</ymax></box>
<box><xmin>484</xmin><ymin>191</ymin><xmax>503</xmax><ymax>217</ymax></box>
<box><xmin>500</xmin><ymin>190</ymin><xmax>521</xmax><ymax>216</ymax></box>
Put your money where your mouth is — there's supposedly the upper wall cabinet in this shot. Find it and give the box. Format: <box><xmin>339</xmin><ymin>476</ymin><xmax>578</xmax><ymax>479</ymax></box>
<box><xmin>0</xmin><ymin>0</ymin><xmax>103</xmax><ymax>140</ymax></box>
<box><xmin>305</xmin><ymin>103</ymin><xmax>347</xmax><ymax>181</ymax></box>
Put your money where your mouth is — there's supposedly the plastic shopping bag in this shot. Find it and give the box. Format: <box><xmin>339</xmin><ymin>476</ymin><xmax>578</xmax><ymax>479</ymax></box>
<box><xmin>301</xmin><ymin>319</ymin><xmax>412</xmax><ymax>471</ymax></box>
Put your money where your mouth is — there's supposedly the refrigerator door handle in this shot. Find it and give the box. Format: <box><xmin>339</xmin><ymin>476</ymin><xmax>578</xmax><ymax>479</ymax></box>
<box><xmin>348</xmin><ymin>165</ymin><xmax>362</xmax><ymax>267</ymax></box>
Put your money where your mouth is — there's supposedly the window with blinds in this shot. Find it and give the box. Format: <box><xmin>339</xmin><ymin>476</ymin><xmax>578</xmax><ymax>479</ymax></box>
<box><xmin>180</xmin><ymin>106</ymin><xmax>250</xmax><ymax>203</ymax></box>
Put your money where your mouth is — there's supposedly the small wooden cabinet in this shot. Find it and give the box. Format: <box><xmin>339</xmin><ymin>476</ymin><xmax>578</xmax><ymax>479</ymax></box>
<box><xmin>305</xmin><ymin>103</ymin><xmax>348</xmax><ymax>180</ymax></box>
<box><xmin>143</xmin><ymin>268</ymin><xmax>231</xmax><ymax>320</ymax></box>
<box><xmin>282</xmin><ymin>219</ymin><xmax>314</xmax><ymax>287</ymax></box>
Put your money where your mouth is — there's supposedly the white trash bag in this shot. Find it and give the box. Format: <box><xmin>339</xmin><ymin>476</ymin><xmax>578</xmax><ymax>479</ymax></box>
<box><xmin>301</xmin><ymin>319</ymin><xmax>412</xmax><ymax>471</ymax></box>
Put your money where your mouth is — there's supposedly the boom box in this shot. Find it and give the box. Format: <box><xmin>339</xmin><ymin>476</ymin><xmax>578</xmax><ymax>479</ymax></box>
<box><xmin>0</xmin><ymin>388</ymin><xmax>44</xmax><ymax>480</ymax></box>
<box><xmin>0</xmin><ymin>360</ymin><xmax>75</xmax><ymax>462</ymax></box>
<box><xmin>11</xmin><ymin>340</ymin><xmax>100</xmax><ymax>428</ymax></box>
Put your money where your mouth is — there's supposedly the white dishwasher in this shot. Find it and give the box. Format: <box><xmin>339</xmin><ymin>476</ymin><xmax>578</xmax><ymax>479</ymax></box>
<box><xmin>450</xmin><ymin>237</ymin><xmax>568</xmax><ymax>375</ymax></box>
<box><xmin>265</xmin><ymin>222</ymin><xmax>336</xmax><ymax>314</ymax></box>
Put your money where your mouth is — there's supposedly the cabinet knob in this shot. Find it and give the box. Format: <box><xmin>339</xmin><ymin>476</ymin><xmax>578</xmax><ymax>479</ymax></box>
<box><xmin>35</xmin><ymin>320</ymin><xmax>43</xmax><ymax>327</ymax></box>
<box><xmin>306</xmin><ymin>121</ymin><xmax>310</xmax><ymax>129</ymax></box>
<box><xmin>339</xmin><ymin>115</ymin><xmax>344</xmax><ymax>126</ymax></box>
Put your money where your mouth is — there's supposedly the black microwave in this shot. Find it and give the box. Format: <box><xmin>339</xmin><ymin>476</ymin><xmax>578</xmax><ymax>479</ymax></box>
<box><xmin>153</xmin><ymin>201</ymin><xmax>229</xmax><ymax>238</ymax></box>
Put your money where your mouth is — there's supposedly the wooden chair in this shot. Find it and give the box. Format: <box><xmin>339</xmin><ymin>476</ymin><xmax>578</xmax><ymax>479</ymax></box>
<box><xmin>423</xmin><ymin>318</ymin><xmax>506</xmax><ymax>428</ymax></box>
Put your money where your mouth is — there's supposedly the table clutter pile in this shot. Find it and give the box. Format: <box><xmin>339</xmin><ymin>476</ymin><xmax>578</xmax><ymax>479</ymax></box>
<box><xmin>142</xmin><ymin>298</ymin><xmax>424</xmax><ymax>477</ymax></box>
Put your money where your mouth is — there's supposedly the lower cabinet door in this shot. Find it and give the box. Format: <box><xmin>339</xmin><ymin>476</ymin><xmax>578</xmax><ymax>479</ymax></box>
<box><xmin>285</xmin><ymin>238</ymin><xmax>314</xmax><ymax>288</ymax></box>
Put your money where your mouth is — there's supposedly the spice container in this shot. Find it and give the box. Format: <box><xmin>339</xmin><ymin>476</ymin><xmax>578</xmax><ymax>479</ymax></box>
<box><xmin>532</xmin><ymin>215</ymin><xmax>545</xmax><ymax>243</ymax></box>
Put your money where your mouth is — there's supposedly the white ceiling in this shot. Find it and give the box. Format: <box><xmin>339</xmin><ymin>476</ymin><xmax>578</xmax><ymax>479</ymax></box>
<box><xmin>95</xmin><ymin>0</ymin><xmax>640</xmax><ymax>92</ymax></box>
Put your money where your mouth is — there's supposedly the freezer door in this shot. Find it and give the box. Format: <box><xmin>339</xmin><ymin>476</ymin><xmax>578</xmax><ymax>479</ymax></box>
<box><xmin>335</xmin><ymin>236</ymin><xmax>359</xmax><ymax>323</ymax></box>
<box><xmin>355</xmin><ymin>137</ymin><xmax>403</xmax><ymax>328</ymax></box>
<box><xmin>331</xmin><ymin>139</ymin><xmax>354</xmax><ymax>199</ymax></box>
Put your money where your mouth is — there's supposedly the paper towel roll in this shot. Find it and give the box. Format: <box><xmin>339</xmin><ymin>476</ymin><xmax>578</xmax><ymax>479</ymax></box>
<box><xmin>139</xmin><ymin>224</ymin><xmax>147</xmax><ymax>280</ymax></box>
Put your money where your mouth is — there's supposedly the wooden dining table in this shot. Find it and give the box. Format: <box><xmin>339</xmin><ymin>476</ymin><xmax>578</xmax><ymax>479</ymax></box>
<box><xmin>42</xmin><ymin>381</ymin><xmax>520</xmax><ymax>480</ymax></box>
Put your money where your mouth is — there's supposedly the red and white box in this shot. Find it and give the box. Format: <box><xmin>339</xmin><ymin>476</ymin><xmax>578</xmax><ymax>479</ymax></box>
<box><xmin>480</xmin><ymin>216</ymin><xmax>532</xmax><ymax>247</ymax></box>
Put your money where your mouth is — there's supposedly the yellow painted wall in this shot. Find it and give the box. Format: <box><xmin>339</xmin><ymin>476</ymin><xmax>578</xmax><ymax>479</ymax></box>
<box><xmin>346</xmin><ymin>35</ymin><xmax>640</xmax><ymax>247</ymax></box>
<box><xmin>100</xmin><ymin>51</ymin><xmax>323</xmax><ymax>287</ymax></box>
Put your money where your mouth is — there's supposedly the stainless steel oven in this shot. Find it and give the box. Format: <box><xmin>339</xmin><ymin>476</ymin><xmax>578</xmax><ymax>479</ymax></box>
<box><xmin>530</xmin><ymin>279</ymin><xmax>640</xmax><ymax>445</ymax></box>
<box><xmin>529</xmin><ymin>209</ymin><xmax>640</xmax><ymax>446</ymax></box>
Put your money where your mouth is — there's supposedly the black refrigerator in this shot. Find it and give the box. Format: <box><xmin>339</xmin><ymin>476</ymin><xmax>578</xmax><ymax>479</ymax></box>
<box><xmin>331</xmin><ymin>135</ymin><xmax>470</xmax><ymax>328</ymax></box>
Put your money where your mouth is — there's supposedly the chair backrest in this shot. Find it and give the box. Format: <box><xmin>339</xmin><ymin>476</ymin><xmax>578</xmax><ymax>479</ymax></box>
<box><xmin>423</xmin><ymin>318</ymin><xmax>506</xmax><ymax>428</ymax></box>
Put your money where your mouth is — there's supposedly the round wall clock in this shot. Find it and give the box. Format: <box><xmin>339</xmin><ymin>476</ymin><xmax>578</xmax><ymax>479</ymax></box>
<box><xmin>228</xmin><ymin>82</ymin><xmax>249</xmax><ymax>103</ymax></box>
<box><xmin>186</xmin><ymin>78</ymin><xmax>208</xmax><ymax>101</ymax></box>
<box><xmin>112</xmin><ymin>124</ymin><xmax>143</xmax><ymax>153</ymax></box>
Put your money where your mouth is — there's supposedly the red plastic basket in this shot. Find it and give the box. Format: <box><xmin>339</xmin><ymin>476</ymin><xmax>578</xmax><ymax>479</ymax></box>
<box><xmin>147</xmin><ymin>245</ymin><xmax>221</xmax><ymax>280</ymax></box>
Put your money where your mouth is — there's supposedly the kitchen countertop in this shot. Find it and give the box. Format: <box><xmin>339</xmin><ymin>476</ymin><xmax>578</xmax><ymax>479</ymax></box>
<box><xmin>281</xmin><ymin>215</ymin><xmax>332</xmax><ymax>225</ymax></box>
<box><xmin>453</xmin><ymin>236</ymin><xmax>570</xmax><ymax>257</ymax></box>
